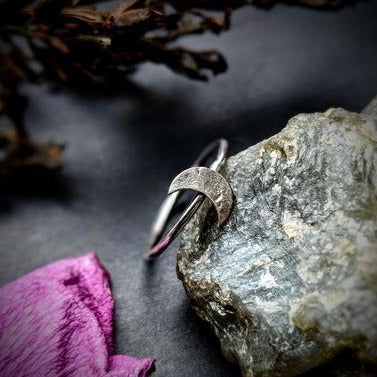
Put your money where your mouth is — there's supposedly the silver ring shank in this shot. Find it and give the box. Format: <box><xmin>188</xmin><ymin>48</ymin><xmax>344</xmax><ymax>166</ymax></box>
<box><xmin>146</xmin><ymin>139</ymin><xmax>228</xmax><ymax>260</ymax></box>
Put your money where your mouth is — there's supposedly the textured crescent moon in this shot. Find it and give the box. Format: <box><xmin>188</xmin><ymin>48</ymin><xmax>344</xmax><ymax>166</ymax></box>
<box><xmin>168</xmin><ymin>167</ymin><xmax>233</xmax><ymax>225</ymax></box>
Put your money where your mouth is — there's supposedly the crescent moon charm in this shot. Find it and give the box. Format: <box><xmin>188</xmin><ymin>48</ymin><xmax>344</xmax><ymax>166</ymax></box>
<box><xmin>147</xmin><ymin>139</ymin><xmax>232</xmax><ymax>260</ymax></box>
<box><xmin>168</xmin><ymin>167</ymin><xmax>233</xmax><ymax>225</ymax></box>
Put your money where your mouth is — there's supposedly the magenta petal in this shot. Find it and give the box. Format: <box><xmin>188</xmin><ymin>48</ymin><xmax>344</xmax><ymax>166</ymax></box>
<box><xmin>0</xmin><ymin>253</ymin><xmax>155</xmax><ymax>377</ymax></box>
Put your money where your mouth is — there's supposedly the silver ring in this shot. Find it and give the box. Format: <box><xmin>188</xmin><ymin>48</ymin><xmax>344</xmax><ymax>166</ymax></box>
<box><xmin>146</xmin><ymin>139</ymin><xmax>233</xmax><ymax>260</ymax></box>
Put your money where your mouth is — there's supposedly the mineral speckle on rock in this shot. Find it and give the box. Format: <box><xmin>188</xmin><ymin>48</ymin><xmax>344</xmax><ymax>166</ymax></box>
<box><xmin>177</xmin><ymin>97</ymin><xmax>377</xmax><ymax>377</ymax></box>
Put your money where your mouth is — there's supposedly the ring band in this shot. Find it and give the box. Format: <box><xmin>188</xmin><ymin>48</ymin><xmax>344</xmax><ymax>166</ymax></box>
<box><xmin>146</xmin><ymin>139</ymin><xmax>232</xmax><ymax>260</ymax></box>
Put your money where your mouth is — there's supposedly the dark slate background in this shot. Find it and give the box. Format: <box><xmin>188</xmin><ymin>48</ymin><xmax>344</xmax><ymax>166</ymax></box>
<box><xmin>1</xmin><ymin>2</ymin><xmax>377</xmax><ymax>376</ymax></box>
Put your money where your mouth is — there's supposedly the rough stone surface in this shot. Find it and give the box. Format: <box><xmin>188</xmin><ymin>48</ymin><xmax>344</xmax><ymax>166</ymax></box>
<box><xmin>177</xmin><ymin>97</ymin><xmax>377</xmax><ymax>377</ymax></box>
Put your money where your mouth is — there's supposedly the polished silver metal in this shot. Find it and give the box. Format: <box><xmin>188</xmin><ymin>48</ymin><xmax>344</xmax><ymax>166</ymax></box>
<box><xmin>146</xmin><ymin>139</ymin><xmax>232</xmax><ymax>260</ymax></box>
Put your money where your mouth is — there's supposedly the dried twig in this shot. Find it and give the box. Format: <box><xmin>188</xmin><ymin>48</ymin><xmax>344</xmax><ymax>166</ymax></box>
<box><xmin>0</xmin><ymin>0</ymin><xmax>357</xmax><ymax>179</ymax></box>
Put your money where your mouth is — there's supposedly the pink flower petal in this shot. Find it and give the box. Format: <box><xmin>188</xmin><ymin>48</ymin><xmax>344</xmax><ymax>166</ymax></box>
<box><xmin>0</xmin><ymin>253</ymin><xmax>155</xmax><ymax>377</ymax></box>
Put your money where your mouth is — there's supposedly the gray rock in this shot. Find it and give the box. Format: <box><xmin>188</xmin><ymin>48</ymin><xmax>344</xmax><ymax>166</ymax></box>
<box><xmin>177</xmin><ymin>97</ymin><xmax>377</xmax><ymax>377</ymax></box>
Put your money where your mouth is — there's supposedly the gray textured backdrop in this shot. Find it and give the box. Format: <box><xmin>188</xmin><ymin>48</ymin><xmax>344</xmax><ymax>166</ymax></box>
<box><xmin>1</xmin><ymin>2</ymin><xmax>377</xmax><ymax>376</ymax></box>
